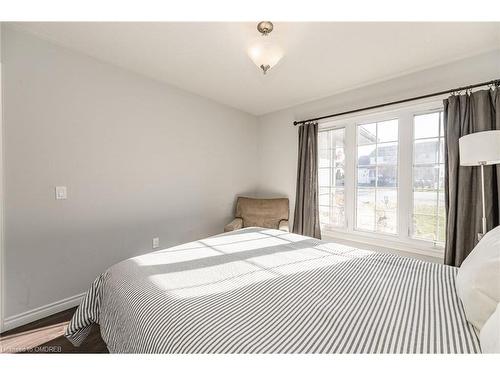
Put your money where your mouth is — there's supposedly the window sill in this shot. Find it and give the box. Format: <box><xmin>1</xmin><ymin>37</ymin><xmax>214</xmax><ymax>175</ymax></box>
<box><xmin>321</xmin><ymin>228</ymin><xmax>444</xmax><ymax>263</ymax></box>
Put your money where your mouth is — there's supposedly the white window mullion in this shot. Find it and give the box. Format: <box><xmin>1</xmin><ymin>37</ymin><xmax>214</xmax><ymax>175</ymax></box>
<box><xmin>344</xmin><ymin>122</ymin><xmax>356</xmax><ymax>232</ymax></box>
<box><xmin>398</xmin><ymin>111</ymin><xmax>413</xmax><ymax>240</ymax></box>
<box><xmin>328</xmin><ymin>131</ymin><xmax>334</xmax><ymax>228</ymax></box>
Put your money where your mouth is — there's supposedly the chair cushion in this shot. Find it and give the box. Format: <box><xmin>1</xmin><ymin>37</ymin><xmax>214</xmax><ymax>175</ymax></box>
<box><xmin>235</xmin><ymin>197</ymin><xmax>289</xmax><ymax>230</ymax></box>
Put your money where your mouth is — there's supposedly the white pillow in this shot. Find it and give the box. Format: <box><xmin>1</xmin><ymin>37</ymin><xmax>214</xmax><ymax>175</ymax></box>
<box><xmin>456</xmin><ymin>225</ymin><xmax>500</xmax><ymax>332</ymax></box>
<box><xmin>480</xmin><ymin>303</ymin><xmax>500</xmax><ymax>353</ymax></box>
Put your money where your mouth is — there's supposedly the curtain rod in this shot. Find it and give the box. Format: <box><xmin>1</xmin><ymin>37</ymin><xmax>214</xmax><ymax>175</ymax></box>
<box><xmin>293</xmin><ymin>78</ymin><xmax>500</xmax><ymax>126</ymax></box>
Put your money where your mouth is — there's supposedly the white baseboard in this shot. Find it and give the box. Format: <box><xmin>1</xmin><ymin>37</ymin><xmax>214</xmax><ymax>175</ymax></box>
<box><xmin>1</xmin><ymin>292</ymin><xmax>85</xmax><ymax>332</ymax></box>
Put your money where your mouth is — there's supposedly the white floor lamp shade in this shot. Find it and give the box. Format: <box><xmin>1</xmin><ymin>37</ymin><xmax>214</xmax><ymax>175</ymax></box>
<box><xmin>459</xmin><ymin>130</ymin><xmax>500</xmax><ymax>239</ymax></box>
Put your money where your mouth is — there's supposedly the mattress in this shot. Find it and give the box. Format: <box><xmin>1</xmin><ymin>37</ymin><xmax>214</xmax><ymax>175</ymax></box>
<box><xmin>65</xmin><ymin>227</ymin><xmax>480</xmax><ymax>353</ymax></box>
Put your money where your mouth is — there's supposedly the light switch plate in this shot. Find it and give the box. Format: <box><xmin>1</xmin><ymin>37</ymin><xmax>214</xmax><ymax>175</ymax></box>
<box><xmin>55</xmin><ymin>186</ymin><xmax>67</xmax><ymax>200</ymax></box>
<box><xmin>152</xmin><ymin>237</ymin><xmax>160</xmax><ymax>249</ymax></box>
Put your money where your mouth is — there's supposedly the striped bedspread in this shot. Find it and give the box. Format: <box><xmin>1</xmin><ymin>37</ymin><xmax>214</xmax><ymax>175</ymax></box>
<box><xmin>65</xmin><ymin>227</ymin><xmax>480</xmax><ymax>353</ymax></box>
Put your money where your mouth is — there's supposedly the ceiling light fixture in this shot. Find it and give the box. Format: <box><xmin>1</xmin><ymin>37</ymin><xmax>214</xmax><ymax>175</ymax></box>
<box><xmin>248</xmin><ymin>21</ymin><xmax>283</xmax><ymax>75</ymax></box>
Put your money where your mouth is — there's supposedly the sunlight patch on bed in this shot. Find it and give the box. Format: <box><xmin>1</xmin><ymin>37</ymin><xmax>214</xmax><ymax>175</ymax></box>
<box><xmin>208</xmin><ymin>236</ymin><xmax>291</xmax><ymax>254</ymax></box>
<box><xmin>133</xmin><ymin>228</ymin><xmax>374</xmax><ymax>299</ymax></box>
<box><xmin>270</xmin><ymin>253</ymin><xmax>360</xmax><ymax>276</ymax></box>
<box><xmin>259</xmin><ymin>229</ymin><xmax>307</xmax><ymax>242</ymax></box>
<box><xmin>248</xmin><ymin>246</ymin><xmax>328</xmax><ymax>268</ymax></box>
<box><xmin>204</xmin><ymin>231</ymin><xmax>273</xmax><ymax>245</ymax></box>
<box><xmin>147</xmin><ymin>260</ymin><xmax>275</xmax><ymax>295</ymax></box>
<box><xmin>133</xmin><ymin>247</ymin><xmax>221</xmax><ymax>266</ymax></box>
<box><xmin>315</xmin><ymin>243</ymin><xmax>374</xmax><ymax>258</ymax></box>
<box><xmin>145</xmin><ymin>244</ymin><xmax>373</xmax><ymax>299</ymax></box>
<box><xmin>248</xmin><ymin>244</ymin><xmax>373</xmax><ymax>276</ymax></box>
<box><xmin>150</xmin><ymin>230</ymin><xmax>299</xmax><ymax>256</ymax></box>
<box><xmin>164</xmin><ymin>268</ymin><xmax>279</xmax><ymax>299</ymax></box>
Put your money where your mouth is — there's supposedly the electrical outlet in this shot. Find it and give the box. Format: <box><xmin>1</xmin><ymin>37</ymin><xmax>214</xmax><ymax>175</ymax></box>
<box><xmin>152</xmin><ymin>237</ymin><xmax>160</xmax><ymax>249</ymax></box>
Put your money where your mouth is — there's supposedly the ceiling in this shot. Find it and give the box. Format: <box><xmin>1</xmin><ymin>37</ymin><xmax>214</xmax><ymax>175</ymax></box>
<box><xmin>10</xmin><ymin>22</ymin><xmax>500</xmax><ymax>115</ymax></box>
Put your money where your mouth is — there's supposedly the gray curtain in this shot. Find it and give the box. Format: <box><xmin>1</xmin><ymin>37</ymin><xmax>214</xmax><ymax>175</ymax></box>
<box><xmin>293</xmin><ymin>122</ymin><xmax>321</xmax><ymax>239</ymax></box>
<box><xmin>444</xmin><ymin>89</ymin><xmax>500</xmax><ymax>266</ymax></box>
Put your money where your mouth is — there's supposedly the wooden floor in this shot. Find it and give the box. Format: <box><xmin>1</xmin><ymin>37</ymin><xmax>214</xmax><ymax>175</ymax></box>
<box><xmin>0</xmin><ymin>307</ymin><xmax>108</xmax><ymax>353</ymax></box>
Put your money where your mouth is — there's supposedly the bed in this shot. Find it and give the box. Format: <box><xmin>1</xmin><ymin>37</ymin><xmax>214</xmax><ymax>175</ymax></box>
<box><xmin>65</xmin><ymin>227</ymin><xmax>480</xmax><ymax>353</ymax></box>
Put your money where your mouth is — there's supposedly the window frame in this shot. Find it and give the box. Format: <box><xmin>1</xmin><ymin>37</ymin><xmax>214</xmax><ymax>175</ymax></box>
<box><xmin>318</xmin><ymin>126</ymin><xmax>347</xmax><ymax>231</ymax></box>
<box><xmin>318</xmin><ymin>99</ymin><xmax>445</xmax><ymax>259</ymax></box>
<box><xmin>354</xmin><ymin>117</ymin><xmax>400</xmax><ymax>236</ymax></box>
<box><xmin>410</xmin><ymin>108</ymin><xmax>446</xmax><ymax>246</ymax></box>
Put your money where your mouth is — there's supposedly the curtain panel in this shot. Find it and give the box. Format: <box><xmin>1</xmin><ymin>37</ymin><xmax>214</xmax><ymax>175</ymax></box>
<box><xmin>444</xmin><ymin>89</ymin><xmax>500</xmax><ymax>266</ymax></box>
<box><xmin>293</xmin><ymin>122</ymin><xmax>321</xmax><ymax>239</ymax></box>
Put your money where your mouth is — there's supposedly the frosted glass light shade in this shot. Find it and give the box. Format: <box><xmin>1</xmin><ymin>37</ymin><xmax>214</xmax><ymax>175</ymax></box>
<box><xmin>247</xmin><ymin>38</ymin><xmax>283</xmax><ymax>73</ymax></box>
<box><xmin>459</xmin><ymin>130</ymin><xmax>500</xmax><ymax>166</ymax></box>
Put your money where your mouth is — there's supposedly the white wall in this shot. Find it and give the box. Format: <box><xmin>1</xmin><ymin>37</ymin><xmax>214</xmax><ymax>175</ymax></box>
<box><xmin>2</xmin><ymin>27</ymin><xmax>259</xmax><ymax>319</ymax></box>
<box><xmin>0</xmin><ymin>22</ymin><xmax>5</xmax><ymax>331</ymax></box>
<box><xmin>257</xmin><ymin>49</ymin><xmax>500</xmax><ymax>229</ymax></box>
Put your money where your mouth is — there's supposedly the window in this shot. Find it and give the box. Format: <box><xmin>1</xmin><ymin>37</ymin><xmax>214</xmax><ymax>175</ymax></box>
<box><xmin>317</xmin><ymin>100</ymin><xmax>446</xmax><ymax>257</ymax></box>
<box><xmin>411</xmin><ymin>111</ymin><xmax>446</xmax><ymax>243</ymax></box>
<box><xmin>319</xmin><ymin>128</ymin><xmax>346</xmax><ymax>229</ymax></box>
<box><xmin>356</xmin><ymin>119</ymin><xmax>398</xmax><ymax>234</ymax></box>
